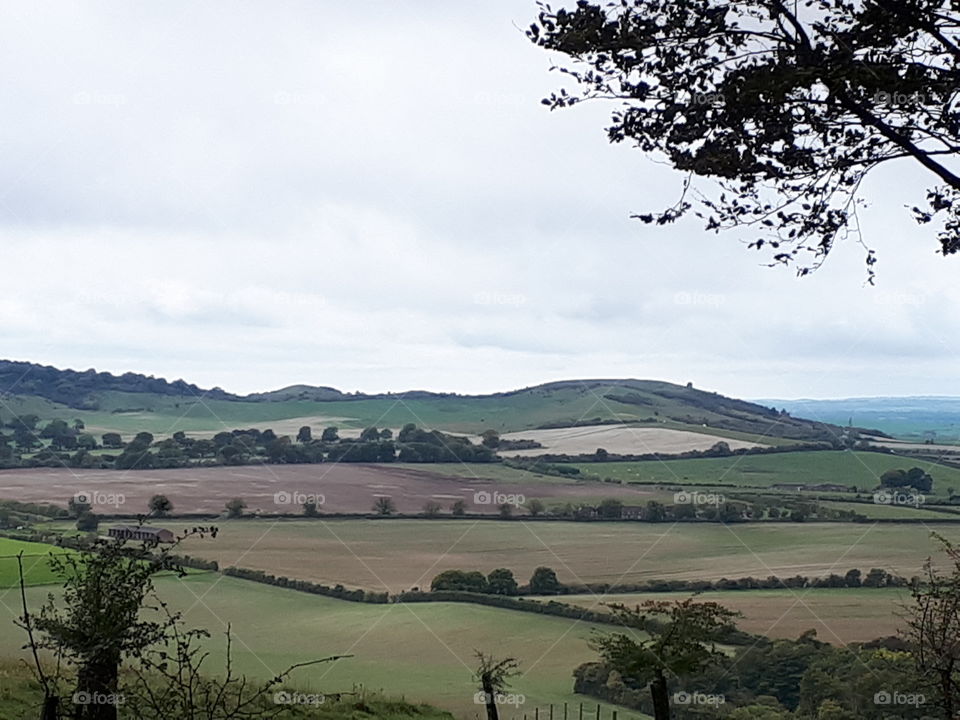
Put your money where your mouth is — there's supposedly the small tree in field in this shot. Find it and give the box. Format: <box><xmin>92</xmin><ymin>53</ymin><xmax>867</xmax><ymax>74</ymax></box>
<box><xmin>525</xmin><ymin>498</ymin><xmax>546</xmax><ymax>517</ymax></box>
<box><xmin>373</xmin><ymin>496</ymin><xmax>396</xmax><ymax>516</ymax></box>
<box><xmin>593</xmin><ymin>598</ymin><xmax>740</xmax><ymax>720</ymax></box>
<box><xmin>474</xmin><ymin>652</ymin><xmax>519</xmax><ymax>720</ymax></box>
<box><xmin>148</xmin><ymin>494</ymin><xmax>173</xmax><ymax>518</ymax></box>
<box><xmin>422</xmin><ymin>501</ymin><xmax>442</xmax><ymax>518</ymax></box>
<box><xmin>451</xmin><ymin>499</ymin><xmax>467</xmax><ymax>516</ymax></box>
<box><xmin>225</xmin><ymin>498</ymin><xmax>247</xmax><ymax>519</ymax></box>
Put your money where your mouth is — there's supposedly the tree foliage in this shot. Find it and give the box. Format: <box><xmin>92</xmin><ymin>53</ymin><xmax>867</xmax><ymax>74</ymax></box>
<box><xmin>529</xmin><ymin>0</ymin><xmax>960</xmax><ymax>279</ymax></box>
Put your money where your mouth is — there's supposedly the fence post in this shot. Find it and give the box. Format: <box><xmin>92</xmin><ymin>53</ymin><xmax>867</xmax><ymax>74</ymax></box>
<box><xmin>564</xmin><ymin>703</ymin><xmax>568</xmax><ymax>720</ymax></box>
<box><xmin>596</xmin><ymin>703</ymin><xmax>600</xmax><ymax>720</ymax></box>
<box><xmin>550</xmin><ymin>704</ymin><xmax>554</xmax><ymax>720</ymax></box>
<box><xmin>536</xmin><ymin>707</ymin><xmax>539</xmax><ymax>720</ymax></box>
<box><xmin>612</xmin><ymin>712</ymin><xmax>617</xmax><ymax>720</ymax></box>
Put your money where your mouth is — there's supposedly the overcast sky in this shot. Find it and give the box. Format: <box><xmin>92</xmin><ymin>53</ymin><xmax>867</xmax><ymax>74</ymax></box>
<box><xmin>1</xmin><ymin>1</ymin><xmax>957</xmax><ymax>400</ymax></box>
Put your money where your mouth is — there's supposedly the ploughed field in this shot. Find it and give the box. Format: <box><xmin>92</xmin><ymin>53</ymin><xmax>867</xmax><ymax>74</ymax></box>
<box><xmin>0</xmin><ymin>464</ymin><xmax>656</xmax><ymax>515</ymax></box>
<box><xmin>163</xmin><ymin>519</ymin><xmax>959</xmax><ymax>593</ymax></box>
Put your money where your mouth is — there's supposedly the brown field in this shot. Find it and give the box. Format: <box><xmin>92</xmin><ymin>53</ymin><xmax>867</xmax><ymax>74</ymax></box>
<box><xmin>158</xmin><ymin>519</ymin><xmax>960</xmax><ymax>594</ymax></box>
<box><xmin>499</xmin><ymin>424</ymin><xmax>764</xmax><ymax>457</ymax></box>
<box><xmin>0</xmin><ymin>464</ymin><xmax>654</xmax><ymax>515</ymax></box>
<box><xmin>535</xmin><ymin>588</ymin><xmax>911</xmax><ymax>644</ymax></box>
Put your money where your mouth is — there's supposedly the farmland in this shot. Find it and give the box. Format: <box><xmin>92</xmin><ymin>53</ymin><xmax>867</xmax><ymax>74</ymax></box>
<box><xmin>498</xmin><ymin>424</ymin><xmax>766</xmax><ymax>457</ymax></box>
<box><xmin>1</xmin><ymin>574</ymin><xmax>646</xmax><ymax>720</ymax></box>
<box><xmin>0</xmin><ymin>464</ymin><xmax>658</xmax><ymax>516</ymax></box>
<box><xmin>136</xmin><ymin>519</ymin><xmax>960</xmax><ymax>593</ymax></box>
<box><xmin>568</xmin><ymin>450</ymin><xmax>960</xmax><ymax>496</ymax></box>
<box><xmin>534</xmin><ymin>587</ymin><xmax>911</xmax><ymax>643</ymax></box>
<box><xmin>0</xmin><ymin>537</ymin><xmax>73</xmax><ymax>587</ymax></box>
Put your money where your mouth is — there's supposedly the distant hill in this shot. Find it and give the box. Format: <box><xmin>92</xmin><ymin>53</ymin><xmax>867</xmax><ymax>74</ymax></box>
<box><xmin>0</xmin><ymin>359</ymin><xmax>877</xmax><ymax>440</ymax></box>
<box><xmin>0</xmin><ymin>359</ymin><xmax>237</xmax><ymax>409</ymax></box>
<box><xmin>757</xmin><ymin>396</ymin><xmax>960</xmax><ymax>443</ymax></box>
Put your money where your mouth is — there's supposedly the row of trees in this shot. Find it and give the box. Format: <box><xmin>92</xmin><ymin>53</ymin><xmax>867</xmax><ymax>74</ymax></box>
<box><xmin>1</xmin><ymin>421</ymin><xmax>498</xmax><ymax>470</ymax></box>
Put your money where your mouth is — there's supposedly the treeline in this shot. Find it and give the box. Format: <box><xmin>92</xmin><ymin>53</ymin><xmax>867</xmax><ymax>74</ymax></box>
<box><xmin>0</xmin><ymin>420</ymin><xmax>496</xmax><ymax>470</ymax></box>
<box><xmin>0</xmin><ymin>359</ymin><xmax>236</xmax><ymax>409</ymax></box>
<box><xmin>575</xmin><ymin>633</ymin><xmax>925</xmax><ymax>719</ymax></box>
<box><xmin>428</xmin><ymin>566</ymin><xmax>912</xmax><ymax>597</ymax></box>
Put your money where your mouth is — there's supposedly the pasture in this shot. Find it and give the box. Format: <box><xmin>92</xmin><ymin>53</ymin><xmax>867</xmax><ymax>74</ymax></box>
<box><xmin>0</xmin><ymin>537</ymin><xmax>73</xmax><ymax>588</ymax></box>
<box><xmin>2</xmin><ymin>574</ymin><xmax>647</xmax><ymax>720</ymax></box>
<box><xmin>157</xmin><ymin>519</ymin><xmax>959</xmax><ymax>593</ymax></box>
<box><xmin>570</xmin><ymin>450</ymin><xmax>960</xmax><ymax>496</ymax></box>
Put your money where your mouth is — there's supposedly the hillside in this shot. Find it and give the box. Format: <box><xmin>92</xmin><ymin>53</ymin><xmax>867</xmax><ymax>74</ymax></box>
<box><xmin>0</xmin><ymin>359</ymin><xmax>868</xmax><ymax>440</ymax></box>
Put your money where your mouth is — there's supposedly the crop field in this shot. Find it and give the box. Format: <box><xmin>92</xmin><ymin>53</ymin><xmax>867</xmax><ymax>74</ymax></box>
<box><xmin>570</xmin><ymin>450</ymin><xmax>960</xmax><ymax>496</ymax></box>
<box><xmin>0</xmin><ymin>464</ymin><xmax>656</xmax><ymax>516</ymax></box>
<box><xmin>2</xmin><ymin>574</ymin><xmax>646</xmax><ymax>720</ymax></box>
<box><xmin>500</xmin><ymin>424</ymin><xmax>766</xmax><ymax>457</ymax></box>
<box><xmin>535</xmin><ymin>587</ymin><xmax>911</xmax><ymax>643</ymax></box>
<box><xmin>154</xmin><ymin>519</ymin><xmax>960</xmax><ymax>593</ymax></box>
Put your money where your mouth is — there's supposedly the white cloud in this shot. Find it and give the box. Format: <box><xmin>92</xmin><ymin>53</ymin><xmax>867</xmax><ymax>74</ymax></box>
<box><xmin>0</xmin><ymin>0</ymin><xmax>957</xmax><ymax>399</ymax></box>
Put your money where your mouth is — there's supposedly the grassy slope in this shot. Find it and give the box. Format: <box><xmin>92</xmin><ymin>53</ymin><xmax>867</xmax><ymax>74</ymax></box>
<box><xmin>570</xmin><ymin>450</ymin><xmax>960</xmax><ymax>496</ymax></box>
<box><xmin>0</xmin><ymin>659</ymin><xmax>455</xmax><ymax>720</ymax></box>
<box><xmin>3</xmin><ymin>575</ymin><xmax>647</xmax><ymax>720</ymax></box>
<box><xmin>5</xmin><ymin>379</ymin><xmax>830</xmax><ymax>440</ymax></box>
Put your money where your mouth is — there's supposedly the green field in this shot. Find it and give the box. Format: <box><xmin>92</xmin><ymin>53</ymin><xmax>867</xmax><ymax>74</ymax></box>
<box><xmin>2</xmin><ymin>574</ymin><xmax>646</xmax><ymax>720</ymax></box>
<box><xmin>571</xmin><ymin>450</ymin><xmax>960</xmax><ymax>496</ymax></box>
<box><xmin>0</xmin><ymin>537</ymin><xmax>73</xmax><ymax>588</ymax></box>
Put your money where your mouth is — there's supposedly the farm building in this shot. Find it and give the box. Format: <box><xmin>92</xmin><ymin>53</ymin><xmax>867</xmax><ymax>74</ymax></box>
<box><xmin>620</xmin><ymin>505</ymin><xmax>645</xmax><ymax>520</ymax></box>
<box><xmin>108</xmin><ymin>525</ymin><xmax>174</xmax><ymax>543</ymax></box>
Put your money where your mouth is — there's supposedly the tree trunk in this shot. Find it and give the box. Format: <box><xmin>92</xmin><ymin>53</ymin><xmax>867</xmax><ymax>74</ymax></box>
<box><xmin>482</xmin><ymin>675</ymin><xmax>500</xmax><ymax>720</ymax></box>
<box><xmin>75</xmin><ymin>657</ymin><xmax>119</xmax><ymax>720</ymax></box>
<box><xmin>40</xmin><ymin>695</ymin><xmax>59</xmax><ymax>720</ymax></box>
<box><xmin>649</xmin><ymin>669</ymin><xmax>670</xmax><ymax>720</ymax></box>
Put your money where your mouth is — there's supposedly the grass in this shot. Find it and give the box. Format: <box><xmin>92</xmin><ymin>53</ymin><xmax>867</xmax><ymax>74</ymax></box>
<box><xmin>0</xmin><ymin>537</ymin><xmax>73</xmax><ymax>588</ymax></box>
<box><xmin>2</xmin><ymin>574</ymin><xmax>647</xmax><ymax>720</ymax></box>
<box><xmin>533</xmin><ymin>587</ymin><xmax>912</xmax><ymax>644</ymax></box>
<box><xmin>0</xmin><ymin>659</ymin><xmax>456</xmax><ymax>720</ymax></box>
<box><xmin>570</xmin><ymin>450</ymin><xmax>960</xmax><ymax>497</ymax></box>
<box><xmin>147</xmin><ymin>519</ymin><xmax>960</xmax><ymax>593</ymax></box>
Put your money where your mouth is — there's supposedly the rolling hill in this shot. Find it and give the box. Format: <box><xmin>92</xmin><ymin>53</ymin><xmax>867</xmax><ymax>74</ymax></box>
<box><xmin>0</xmin><ymin>359</ymin><xmax>870</xmax><ymax>440</ymax></box>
